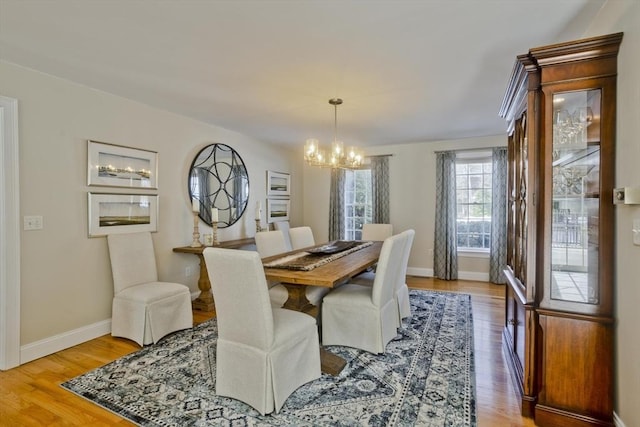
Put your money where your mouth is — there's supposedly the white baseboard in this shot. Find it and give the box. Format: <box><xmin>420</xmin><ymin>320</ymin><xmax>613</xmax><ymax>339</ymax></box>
<box><xmin>19</xmin><ymin>294</ymin><xmax>201</xmax><ymax>365</ymax></box>
<box><xmin>406</xmin><ymin>267</ymin><xmax>489</xmax><ymax>282</ymax></box>
<box><xmin>20</xmin><ymin>319</ymin><xmax>112</xmax><ymax>365</ymax></box>
<box><xmin>614</xmin><ymin>412</ymin><xmax>626</xmax><ymax>427</ymax></box>
<box><xmin>458</xmin><ymin>271</ymin><xmax>489</xmax><ymax>282</ymax></box>
<box><xmin>407</xmin><ymin>267</ymin><xmax>432</xmax><ymax>277</ymax></box>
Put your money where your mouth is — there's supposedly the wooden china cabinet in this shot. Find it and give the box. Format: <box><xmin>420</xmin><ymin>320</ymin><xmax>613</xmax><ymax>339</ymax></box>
<box><xmin>499</xmin><ymin>33</ymin><xmax>623</xmax><ymax>426</ymax></box>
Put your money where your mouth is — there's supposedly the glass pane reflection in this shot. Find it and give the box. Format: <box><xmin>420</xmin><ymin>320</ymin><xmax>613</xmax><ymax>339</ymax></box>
<box><xmin>550</xmin><ymin>89</ymin><xmax>601</xmax><ymax>304</ymax></box>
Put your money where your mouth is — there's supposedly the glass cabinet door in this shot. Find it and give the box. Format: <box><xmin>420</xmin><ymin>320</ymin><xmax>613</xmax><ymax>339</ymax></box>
<box><xmin>550</xmin><ymin>89</ymin><xmax>601</xmax><ymax>304</ymax></box>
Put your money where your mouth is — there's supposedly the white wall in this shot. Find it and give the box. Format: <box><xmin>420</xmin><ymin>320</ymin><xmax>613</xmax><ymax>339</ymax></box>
<box><xmin>0</xmin><ymin>61</ymin><xmax>299</xmax><ymax>357</ymax></box>
<box><xmin>302</xmin><ymin>135</ymin><xmax>505</xmax><ymax>280</ymax></box>
<box><xmin>583</xmin><ymin>1</ymin><xmax>640</xmax><ymax>425</ymax></box>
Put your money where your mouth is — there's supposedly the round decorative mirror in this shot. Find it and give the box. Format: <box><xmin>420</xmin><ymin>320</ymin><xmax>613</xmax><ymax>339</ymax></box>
<box><xmin>188</xmin><ymin>143</ymin><xmax>249</xmax><ymax>228</ymax></box>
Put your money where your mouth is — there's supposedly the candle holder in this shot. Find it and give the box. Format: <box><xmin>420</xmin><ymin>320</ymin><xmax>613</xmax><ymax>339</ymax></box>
<box><xmin>255</xmin><ymin>218</ymin><xmax>263</xmax><ymax>233</ymax></box>
<box><xmin>212</xmin><ymin>221</ymin><xmax>220</xmax><ymax>246</ymax></box>
<box><xmin>190</xmin><ymin>211</ymin><xmax>203</xmax><ymax>247</ymax></box>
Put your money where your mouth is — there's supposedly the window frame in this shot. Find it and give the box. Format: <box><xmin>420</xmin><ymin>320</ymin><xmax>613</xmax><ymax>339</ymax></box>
<box><xmin>343</xmin><ymin>168</ymin><xmax>372</xmax><ymax>240</ymax></box>
<box><xmin>455</xmin><ymin>151</ymin><xmax>493</xmax><ymax>253</ymax></box>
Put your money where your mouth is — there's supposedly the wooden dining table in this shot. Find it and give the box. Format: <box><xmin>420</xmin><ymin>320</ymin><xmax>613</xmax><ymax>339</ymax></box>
<box><xmin>261</xmin><ymin>240</ymin><xmax>383</xmax><ymax>375</ymax></box>
<box><xmin>262</xmin><ymin>241</ymin><xmax>382</xmax><ymax>315</ymax></box>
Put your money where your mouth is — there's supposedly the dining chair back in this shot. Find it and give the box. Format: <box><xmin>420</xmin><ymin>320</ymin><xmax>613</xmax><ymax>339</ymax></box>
<box><xmin>255</xmin><ymin>230</ymin><xmax>289</xmax><ymax>257</ymax></box>
<box><xmin>273</xmin><ymin>221</ymin><xmax>293</xmax><ymax>251</ymax></box>
<box><xmin>289</xmin><ymin>226</ymin><xmax>315</xmax><ymax>250</ymax></box>
<box><xmin>203</xmin><ymin>248</ymin><xmax>321</xmax><ymax>415</ymax></box>
<box><xmin>361</xmin><ymin>223</ymin><xmax>393</xmax><ymax>241</ymax></box>
<box><xmin>321</xmin><ymin>232</ymin><xmax>405</xmax><ymax>354</ymax></box>
<box><xmin>348</xmin><ymin>229</ymin><xmax>415</xmax><ymax>324</ymax></box>
<box><xmin>254</xmin><ymin>230</ymin><xmax>289</xmax><ymax>306</ymax></box>
<box><xmin>107</xmin><ymin>232</ymin><xmax>192</xmax><ymax>346</ymax></box>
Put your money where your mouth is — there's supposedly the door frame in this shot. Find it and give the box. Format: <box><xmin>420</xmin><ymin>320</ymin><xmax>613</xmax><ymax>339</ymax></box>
<box><xmin>0</xmin><ymin>95</ymin><xmax>21</xmax><ymax>370</ymax></box>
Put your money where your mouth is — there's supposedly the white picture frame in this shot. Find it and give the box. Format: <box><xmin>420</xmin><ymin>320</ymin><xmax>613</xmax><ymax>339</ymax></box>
<box><xmin>266</xmin><ymin>170</ymin><xmax>290</xmax><ymax>197</ymax></box>
<box><xmin>88</xmin><ymin>193</ymin><xmax>158</xmax><ymax>237</ymax></box>
<box><xmin>267</xmin><ymin>199</ymin><xmax>290</xmax><ymax>223</ymax></box>
<box><xmin>87</xmin><ymin>140</ymin><xmax>158</xmax><ymax>189</ymax></box>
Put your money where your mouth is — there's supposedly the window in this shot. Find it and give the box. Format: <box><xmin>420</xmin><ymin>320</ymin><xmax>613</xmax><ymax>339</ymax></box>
<box><xmin>344</xmin><ymin>169</ymin><xmax>372</xmax><ymax>240</ymax></box>
<box><xmin>456</xmin><ymin>155</ymin><xmax>492</xmax><ymax>251</ymax></box>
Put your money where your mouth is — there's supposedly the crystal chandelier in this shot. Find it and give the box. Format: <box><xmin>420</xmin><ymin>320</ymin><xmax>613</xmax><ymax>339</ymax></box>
<box><xmin>304</xmin><ymin>98</ymin><xmax>364</xmax><ymax>169</ymax></box>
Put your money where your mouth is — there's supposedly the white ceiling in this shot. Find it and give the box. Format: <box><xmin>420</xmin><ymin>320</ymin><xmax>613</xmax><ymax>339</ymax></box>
<box><xmin>0</xmin><ymin>0</ymin><xmax>605</xmax><ymax>149</ymax></box>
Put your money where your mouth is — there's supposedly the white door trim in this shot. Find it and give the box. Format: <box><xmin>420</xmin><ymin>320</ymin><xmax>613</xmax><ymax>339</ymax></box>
<box><xmin>0</xmin><ymin>95</ymin><xmax>21</xmax><ymax>370</ymax></box>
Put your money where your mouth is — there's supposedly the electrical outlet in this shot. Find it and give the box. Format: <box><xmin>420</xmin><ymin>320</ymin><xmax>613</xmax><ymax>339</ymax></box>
<box><xmin>24</xmin><ymin>215</ymin><xmax>43</xmax><ymax>230</ymax></box>
<box><xmin>185</xmin><ymin>266</ymin><xmax>194</xmax><ymax>277</ymax></box>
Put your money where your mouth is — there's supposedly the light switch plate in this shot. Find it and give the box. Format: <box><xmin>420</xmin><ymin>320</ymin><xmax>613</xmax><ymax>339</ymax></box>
<box><xmin>634</xmin><ymin>218</ymin><xmax>640</xmax><ymax>246</ymax></box>
<box><xmin>24</xmin><ymin>215</ymin><xmax>43</xmax><ymax>230</ymax></box>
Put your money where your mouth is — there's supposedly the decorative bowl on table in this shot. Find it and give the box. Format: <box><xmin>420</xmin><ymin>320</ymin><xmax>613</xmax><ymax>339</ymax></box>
<box><xmin>306</xmin><ymin>240</ymin><xmax>357</xmax><ymax>255</ymax></box>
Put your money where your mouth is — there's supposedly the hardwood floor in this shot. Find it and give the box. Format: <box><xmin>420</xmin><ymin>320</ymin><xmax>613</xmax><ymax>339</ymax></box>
<box><xmin>0</xmin><ymin>278</ymin><xmax>535</xmax><ymax>426</ymax></box>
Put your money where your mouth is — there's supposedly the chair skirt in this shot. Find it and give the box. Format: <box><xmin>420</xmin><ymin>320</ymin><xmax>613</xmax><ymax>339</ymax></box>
<box><xmin>215</xmin><ymin>308</ymin><xmax>321</xmax><ymax>414</ymax></box>
<box><xmin>321</xmin><ymin>284</ymin><xmax>398</xmax><ymax>354</ymax></box>
<box><xmin>348</xmin><ymin>272</ymin><xmax>412</xmax><ymax>324</ymax></box>
<box><xmin>111</xmin><ymin>282</ymin><xmax>192</xmax><ymax>346</ymax></box>
<box><xmin>397</xmin><ymin>284</ymin><xmax>412</xmax><ymax>320</ymax></box>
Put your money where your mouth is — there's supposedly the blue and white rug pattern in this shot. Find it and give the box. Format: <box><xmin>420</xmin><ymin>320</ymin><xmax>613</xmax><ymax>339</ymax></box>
<box><xmin>62</xmin><ymin>290</ymin><xmax>476</xmax><ymax>426</ymax></box>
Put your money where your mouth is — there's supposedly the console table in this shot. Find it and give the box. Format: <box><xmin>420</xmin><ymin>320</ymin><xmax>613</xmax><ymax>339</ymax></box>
<box><xmin>173</xmin><ymin>237</ymin><xmax>255</xmax><ymax>312</ymax></box>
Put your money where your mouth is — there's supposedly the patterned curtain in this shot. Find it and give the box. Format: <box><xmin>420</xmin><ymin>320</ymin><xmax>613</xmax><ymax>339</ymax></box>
<box><xmin>370</xmin><ymin>156</ymin><xmax>390</xmax><ymax>223</ymax></box>
<box><xmin>490</xmin><ymin>147</ymin><xmax>508</xmax><ymax>284</ymax></box>
<box><xmin>328</xmin><ymin>168</ymin><xmax>346</xmax><ymax>241</ymax></box>
<box><xmin>433</xmin><ymin>151</ymin><xmax>458</xmax><ymax>280</ymax></box>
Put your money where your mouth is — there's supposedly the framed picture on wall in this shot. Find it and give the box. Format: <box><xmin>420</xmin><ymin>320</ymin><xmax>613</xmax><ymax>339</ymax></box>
<box><xmin>266</xmin><ymin>170</ymin><xmax>290</xmax><ymax>197</ymax></box>
<box><xmin>267</xmin><ymin>199</ymin><xmax>290</xmax><ymax>223</ymax></box>
<box><xmin>88</xmin><ymin>193</ymin><xmax>158</xmax><ymax>237</ymax></box>
<box><xmin>87</xmin><ymin>140</ymin><xmax>158</xmax><ymax>189</ymax></box>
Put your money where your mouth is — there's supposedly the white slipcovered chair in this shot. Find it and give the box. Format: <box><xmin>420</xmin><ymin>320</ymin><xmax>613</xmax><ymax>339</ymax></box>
<box><xmin>106</xmin><ymin>232</ymin><xmax>193</xmax><ymax>346</ymax></box>
<box><xmin>255</xmin><ymin>230</ymin><xmax>328</xmax><ymax>307</ymax></box>
<box><xmin>360</xmin><ymin>223</ymin><xmax>393</xmax><ymax>273</ymax></box>
<box><xmin>203</xmin><ymin>248</ymin><xmax>321</xmax><ymax>415</ymax></box>
<box><xmin>289</xmin><ymin>226</ymin><xmax>315</xmax><ymax>250</ymax></box>
<box><xmin>255</xmin><ymin>230</ymin><xmax>290</xmax><ymax>258</ymax></box>
<box><xmin>361</xmin><ymin>223</ymin><xmax>393</xmax><ymax>241</ymax></box>
<box><xmin>350</xmin><ymin>229</ymin><xmax>415</xmax><ymax>323</ymax></box>
<box><xmin>273</xmin><ymin>221</ymin><xmax>293</xmax><ymax>251</ymax></box>
<box><xmin>396</xmin><ymin>229</ymin><xmax>415</xmax><ymax>320</ymax></box>
<box><xmin>321</xmin><ymin>232</ymin><xmax>405</xmax><ymax>354</ymax></box>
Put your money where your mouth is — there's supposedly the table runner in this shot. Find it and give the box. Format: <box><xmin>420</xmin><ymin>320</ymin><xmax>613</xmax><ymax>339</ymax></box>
<box><xmin>263</xmin><ymin>241</ymin><xmax>374</xmax><ymax>271</ymax></box>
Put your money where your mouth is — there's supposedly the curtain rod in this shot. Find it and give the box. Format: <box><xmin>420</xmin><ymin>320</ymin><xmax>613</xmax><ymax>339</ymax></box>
<box><xmin>433</xmin><ymin>146</ymin><xmax>503</xmax><ymax>154</ymax></box>
<box><xmin>365</xmin><ymin>154</ymin><xmax>394</xmax><ymax>158</ymax></box>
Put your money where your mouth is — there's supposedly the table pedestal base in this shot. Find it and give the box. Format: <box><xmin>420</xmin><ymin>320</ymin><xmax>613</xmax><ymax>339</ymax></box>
<box><xmin>320</xmin><ymin>347</ymin><xmax>347</xmax><ymax>376</ymax></box>
<box><xmin>192</xmin><ymin>294</ymin><xmax>215</xmax><ymax>312</ymax></box>
<box><xmin>281</xmin><ymin>283</ymin><xmax>346</xmax><ymax>376</ymax></box>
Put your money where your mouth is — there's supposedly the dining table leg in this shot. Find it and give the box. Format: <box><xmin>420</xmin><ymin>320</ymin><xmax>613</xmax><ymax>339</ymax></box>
<box><xmin>280</xmin><ymin>283</ymin><xmax>347</xmax><ymax>376</ymax></box>
<box><xmin>281</xmin><ymin>284</ymin><xmax>317</xmax><ymax>316</ymax></box>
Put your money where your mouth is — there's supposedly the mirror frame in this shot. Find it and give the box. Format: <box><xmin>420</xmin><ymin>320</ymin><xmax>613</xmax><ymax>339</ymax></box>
<box><xmin>188</xmin><ymin>143</ymin><xmax>250</xmax><ymax>228</ymax></box>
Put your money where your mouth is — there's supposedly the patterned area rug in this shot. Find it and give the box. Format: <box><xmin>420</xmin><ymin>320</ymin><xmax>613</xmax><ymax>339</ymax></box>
<box><xmin>61</xmin><ymin>290</ymin><xmax>476</xmax><ymax>426</ymax></box>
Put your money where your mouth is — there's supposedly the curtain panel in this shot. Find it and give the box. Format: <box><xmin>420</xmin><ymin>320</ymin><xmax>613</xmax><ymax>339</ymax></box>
<box><xmin>433</xmin><ymin>151</ymin><xmax>458</xmax><ymax>280</ymax></box>
<box><xmin>328</xmin><ymin>168</ymin><xmax>346</xmax><ymax>241</ymax></box>
<box><xmin>370</xmin><ymin>156</ymin><xmax>390</xmax><ymax>224</ymax></box>
<box><xmin>489</xmin><ymin>147</ymin><xmax>508</xmax><ymax>284</ymax></box>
